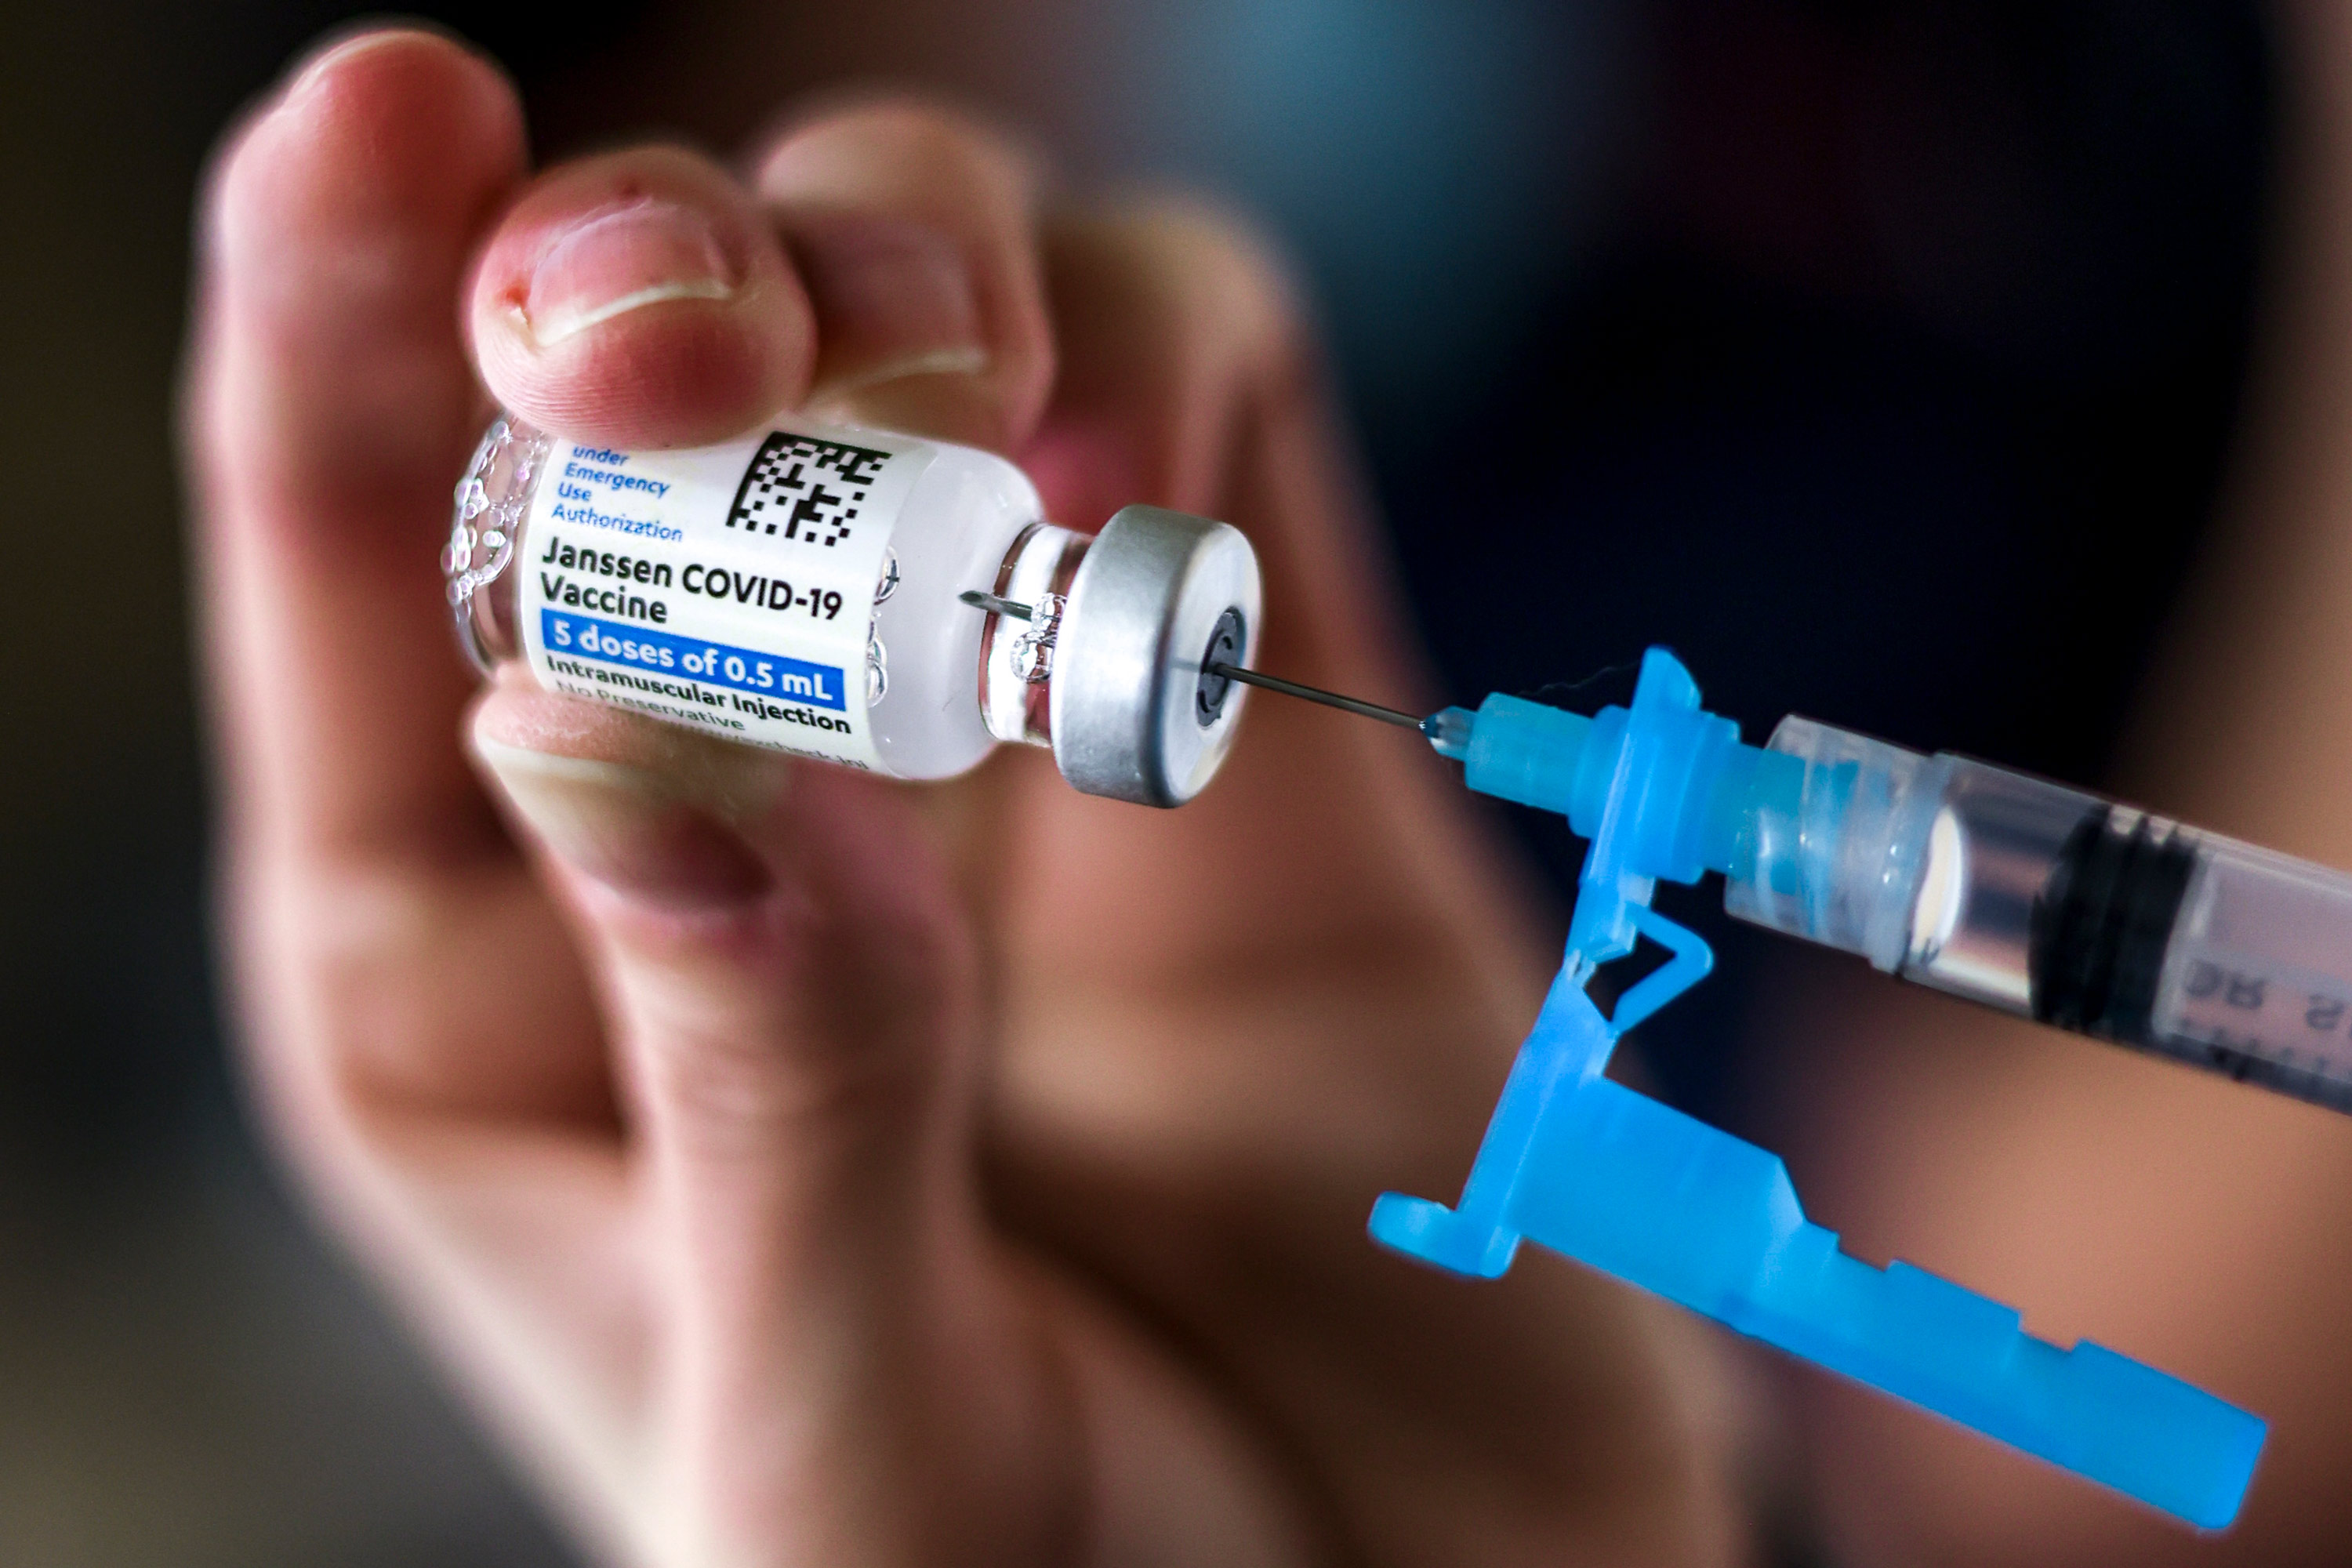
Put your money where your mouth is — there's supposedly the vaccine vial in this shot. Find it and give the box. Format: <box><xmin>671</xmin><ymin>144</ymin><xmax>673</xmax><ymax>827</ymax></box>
<box><xmin>444</xmin><ymin>415</ymin><xmax>1261</xmax><ymax>806</ymax></box>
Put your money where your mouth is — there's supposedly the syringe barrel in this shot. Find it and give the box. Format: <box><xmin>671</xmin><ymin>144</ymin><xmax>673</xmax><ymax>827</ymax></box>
<box><xmin>1724</xmin><ymin>717</ymin><xmax>2352</xmax><ymax>1111</ymax></box>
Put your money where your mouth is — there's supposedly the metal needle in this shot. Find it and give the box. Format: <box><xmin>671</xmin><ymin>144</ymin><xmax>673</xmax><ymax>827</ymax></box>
<box><xmin>1206</xmin><ymin>662</ymin><xmax>1425</xmax><ymax>729</ymax></box>
<box><xmin>957</xmin><ymin>591</ymin><xmax>1429</xmax><ymax>733</ymax></box>
<box><xmin>958</xmin><ymin>590</ymin><xmax>1033</xmax><ymax>620</ymax></box>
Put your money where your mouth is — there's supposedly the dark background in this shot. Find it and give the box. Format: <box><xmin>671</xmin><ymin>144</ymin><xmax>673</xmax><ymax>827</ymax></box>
<box><xmin>0</xmin><ymin>2</ymin><xmax>2271</xmax><ymax>1561</ymax></box>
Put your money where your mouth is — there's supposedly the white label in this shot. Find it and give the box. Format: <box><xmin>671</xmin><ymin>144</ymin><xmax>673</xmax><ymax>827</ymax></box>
<box><xmin>518</xmin><ymin>423</ymin><xmax>937</xmax><ymax>768</ymax></box>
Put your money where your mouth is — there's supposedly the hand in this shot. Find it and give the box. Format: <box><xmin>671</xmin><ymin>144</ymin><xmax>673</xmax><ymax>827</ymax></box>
<box><xmin>186</xmin><ymin>29</ymin><xmax>1745</xmax><ymax>1566</ymax></box>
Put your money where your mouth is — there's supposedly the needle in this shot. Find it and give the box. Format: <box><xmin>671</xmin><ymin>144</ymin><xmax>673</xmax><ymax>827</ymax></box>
<box><xmin>1205</xmin><ymin>662</ymin><xmax>1425</xmax><ymax>729</ymax></box>
<box><xmin>958</xmin><ymin>590</ymin><xmax>1033</xmax><ymax>620</ymax></box>
<box><xmin>957</xmin><ymin>589</ymin><xmax>1429</xmax><ymax>731</ymax></box>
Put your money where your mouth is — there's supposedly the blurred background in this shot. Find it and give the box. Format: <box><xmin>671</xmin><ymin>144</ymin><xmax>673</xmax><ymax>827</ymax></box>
<box><xmin>0</xmin><ymin>1</ymin><xmax>2277</xmax><ymax>1563</ymax></box>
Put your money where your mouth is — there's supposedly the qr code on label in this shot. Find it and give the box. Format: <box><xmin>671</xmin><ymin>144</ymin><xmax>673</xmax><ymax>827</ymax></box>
<box><xmin>724</xmin><ymin>432</ymin><xmax>895</xmax><ymax>547</ymax></box>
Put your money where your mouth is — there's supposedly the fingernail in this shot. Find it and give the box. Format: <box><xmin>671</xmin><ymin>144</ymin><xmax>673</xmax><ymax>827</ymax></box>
<box><xmin>518</xmin><ymin>198</ymin><xmax>741</xmax><ymax>348</ymax></box>
<box><xmin>793</xmin><ymin>213</ymin><xmax>989</xmax><ymax>401</ymax></box>
<box><xmin>473</xmin><ymin>737</ymin><xmax>775</xmax><ymax>902</ymax></box>
<box><xmin>281</xmin><ymin>30</ymin><xmax>418</xmax><ymax>110</ymax></box>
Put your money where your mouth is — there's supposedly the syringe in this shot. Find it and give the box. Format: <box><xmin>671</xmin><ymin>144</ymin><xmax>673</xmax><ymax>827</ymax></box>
<box><xmin>1218</xmin><ymin>649</ymin><xmax>2289</xmax><ymax>1524</ymax></box>
<box><xmin>1218</xmin><ymin>657</ymin><xmax>2352</xmax><ymax>1117</ymax></box>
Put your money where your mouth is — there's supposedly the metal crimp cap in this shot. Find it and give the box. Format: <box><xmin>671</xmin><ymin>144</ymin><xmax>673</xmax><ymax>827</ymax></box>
<box><xmin>1050</xmin><ymin>505</ymin><xmax>1262</xmax><ymax>807</ymax></box>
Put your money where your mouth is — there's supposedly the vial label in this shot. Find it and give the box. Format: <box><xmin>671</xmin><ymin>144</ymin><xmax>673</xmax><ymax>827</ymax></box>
<box><xmin>518</xmin><ymin>423</ymin><xmax>938</xmax><ymax>768</ymax></box>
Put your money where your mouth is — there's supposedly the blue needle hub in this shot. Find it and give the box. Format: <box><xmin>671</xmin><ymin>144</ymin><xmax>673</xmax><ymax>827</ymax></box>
<box><xmin>1373</xmin><ymin>647</ymin><xmax>2265</xmax><ymax>1530</ymax></box>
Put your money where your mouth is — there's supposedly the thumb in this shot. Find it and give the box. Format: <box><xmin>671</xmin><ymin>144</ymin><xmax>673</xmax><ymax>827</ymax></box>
<box><xmin>467</xmin><ymin>674</ymin><xmax>1067</xmax><ymax>1561</ymax></box>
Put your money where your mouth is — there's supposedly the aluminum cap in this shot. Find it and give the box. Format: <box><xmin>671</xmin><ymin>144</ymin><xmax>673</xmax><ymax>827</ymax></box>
<box><xmin>1050</xmin><ymin>505</ymin><xmax>1262</xmax><ymax>807</ymax></box>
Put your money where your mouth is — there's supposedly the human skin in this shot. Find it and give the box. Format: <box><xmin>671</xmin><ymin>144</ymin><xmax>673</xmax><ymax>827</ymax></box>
<box><xmin>183</xmin><ymin>27</ymin><xmax>1748</xmax><ymax>1568</ymax></box>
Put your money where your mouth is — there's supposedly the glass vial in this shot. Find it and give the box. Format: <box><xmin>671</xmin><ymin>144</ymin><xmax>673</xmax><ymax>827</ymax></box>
<box><xmin>445</xmin><ymin>414</ymin><xmax>1260</xmax><ymax>806</ymax></box>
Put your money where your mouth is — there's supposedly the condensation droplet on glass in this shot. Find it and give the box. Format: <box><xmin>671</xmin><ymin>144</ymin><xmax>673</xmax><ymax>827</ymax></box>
<box><xmin>1010</xmin><ymin>634</ymin><xmax>1053</xmax><ymax>683</ymax></box>
<box><xmin>1009</xmin><ymin>590</ymin><xmax>1065</xmax><ymax>684</ymax></box>
<box><xmin>862</xmin><ymin>549</ymin><xmax>900</xmax><ymax>705</ymax></box>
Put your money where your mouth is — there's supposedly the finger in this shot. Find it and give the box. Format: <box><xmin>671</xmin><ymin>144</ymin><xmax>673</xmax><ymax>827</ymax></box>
<box><xmin>192</xmin><ymin>27</ymin><xmax>524</xmax><ymax>865</ymax></box>
<box><xmin>998</xmin><ymin>199</ymin><xmax>1547</xmax><ymax>1263</ymax></box>
<box><xmin>466</xmin><ymin>679</ymin><xmax>1075</xmax><ymax>1563</ymax></box>
<box><xmin>1018</xmin><ymin>199</ymin><xmax>1307</xmax><ymax>528</ymax></box>
<box><xmin>466</xmin><ymin>145</ymin><xmax>815</xmax><ymax>449</ymax></box>
<box><xmin>753</xmin><ymin>99</ymin><xmax>1054</xmax><ymax>451</ymax></box>
<box><xmin>1038</xmin><ymin>200</ymin><xmax>1408</xmax><ymax>692</ymax></box>
<box><xmin>1007</xmin><ymin>201</ymin><xmax>1523</xmax><ymax>961</ymax></box>
<box><xmin>188</xmin><ymin>32</ymin><xmax>630</xmax><ymax>1144</ymax></box>
<box><xmin>990</xmin><ymin>203</ymin><xmax>1731</xmax><ymax>1562</ymax></box>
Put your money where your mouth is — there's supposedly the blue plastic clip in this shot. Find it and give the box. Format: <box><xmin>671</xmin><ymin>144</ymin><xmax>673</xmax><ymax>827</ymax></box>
<box><xmin>1370</xmin><ymin>648</ymin><xmax>2265</xmax><ymax>1530</ymax></box>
